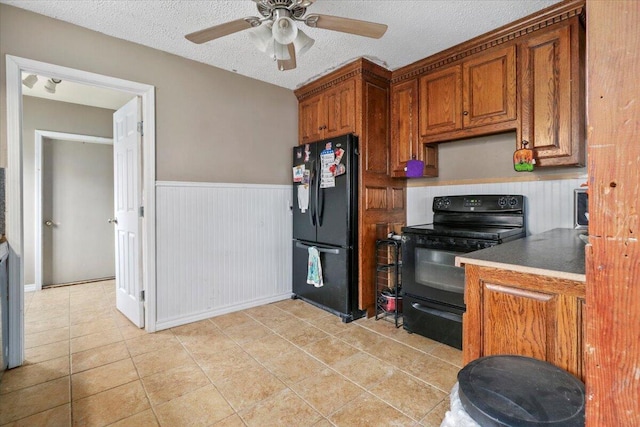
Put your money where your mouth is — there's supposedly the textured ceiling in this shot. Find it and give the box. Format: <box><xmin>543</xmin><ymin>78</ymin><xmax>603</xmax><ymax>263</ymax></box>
<box><xmin>3</xmin><ymin>0</ymin><xmax>562</xmax><ymax>90</ymax></box>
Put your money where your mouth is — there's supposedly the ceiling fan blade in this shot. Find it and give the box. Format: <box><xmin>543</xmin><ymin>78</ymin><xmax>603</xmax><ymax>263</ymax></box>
<box><xmin>277</xmin><ymin>43</ymin><xmax>297</xmax><ymax>71</ymax></box>
<box><xmin>185</xmin><ymin>17</ymin><xmax>258</xmax><ymax>44</ymax></box>
<box><xmin>305</xmin><ymin>14</ymin><xmax>388</xmax><ymax>39</ymax></box>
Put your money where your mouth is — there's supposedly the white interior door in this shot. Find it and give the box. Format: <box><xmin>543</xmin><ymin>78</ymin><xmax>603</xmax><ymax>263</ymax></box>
<box><xmin>42</xmin><ymin>138</ymin><xmax>115</xmax><ymax>286</ymax></box>
<box><xmin>113</xmin><ymin>97</ymin><xmax>144</xmax><ymax>328</ymax></box>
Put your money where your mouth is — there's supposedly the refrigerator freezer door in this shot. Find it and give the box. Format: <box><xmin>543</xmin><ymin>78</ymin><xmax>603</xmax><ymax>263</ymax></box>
<box><xmin>316</xmin><ymin>135</ymin><xmax>354</xmax><ymax>247</ymax></box>
<box><xmin>292</xmin><ymin>240</ymin><xmax>352</xmax><ymax>319</ymax></box>
<box><xmin>292</xmin><ymin>143</ymin><xmax>318</xmax><ymax>243</ymax></box>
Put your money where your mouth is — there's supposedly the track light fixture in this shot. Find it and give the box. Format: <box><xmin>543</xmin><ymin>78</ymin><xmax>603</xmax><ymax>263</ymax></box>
<box><xmin>44</xmin><ymin>78</ymin><xmax>62</xmax><ymax>94</ymax></box>
<box><xmin>22</xmin><ymin>74</ymin><xmax>38</xmax><ymax>89</ymax></box>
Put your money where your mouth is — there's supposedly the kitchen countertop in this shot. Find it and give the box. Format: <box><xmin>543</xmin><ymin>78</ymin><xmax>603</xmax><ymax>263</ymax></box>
<box><xmin>455</xmin><ymin>228</ymin><xmax>587</xmax><ymax>282</ymax></box>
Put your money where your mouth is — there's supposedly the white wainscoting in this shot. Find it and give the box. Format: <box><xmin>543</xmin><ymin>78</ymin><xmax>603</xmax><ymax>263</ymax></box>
<box><xmin>407</xmin><ymin>178</ymin><xmax>586</xmax><ymax>235</ymax></box>
<box><xmin>155</xmin><ymin>181</ymin><xmax>292</xmax><ymax>330</ymax></box>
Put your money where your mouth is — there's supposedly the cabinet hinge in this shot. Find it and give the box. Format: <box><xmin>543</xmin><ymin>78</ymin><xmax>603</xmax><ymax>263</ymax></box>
<box><xmin>139</xmin><ymin>206</ymin><xmax>144</xmax><ymax>217</ymax></box>
<box><xmin>137</xmin><ymin>121</ymin><xmax>144</xmax><ymax>136</ymax></box>
<box><xmin>140</xmin><ymin>290</ymin><xmax>145</xmax><ymax>302</ymax></box>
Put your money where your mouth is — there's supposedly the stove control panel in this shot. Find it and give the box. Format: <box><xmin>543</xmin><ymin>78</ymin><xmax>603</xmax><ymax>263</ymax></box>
<box><xmin>433</xmin><ymin>195</ymin><xmax>524</xmax><ymax>213</ymax></box>
<box><xmin>412</xmin><ymin>235</ymin><xmax>499</xmax><ymax>251</ymax></box>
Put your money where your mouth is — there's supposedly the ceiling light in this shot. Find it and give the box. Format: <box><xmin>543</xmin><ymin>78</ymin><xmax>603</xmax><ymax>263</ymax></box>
<box><xmin>272</xmin><ymin>15</ymin><xmax>297</xmax><ymax>45</ymax></box>
<box><xmin>22</xmin><ymin>74</ymin><xmax>38</xmax><ymax>89</ymax></box>
<box><xmin>248</xmin><ymin>23</ymin><xmax>273</xmax><ymax>53</ymax></box>
<box><xmin>293</xmin><ymin>29</ymin><xmax>314</xmax><ymax>56</ymax></box>
<box><xmin>270</xmin><ymin>41</ymin><xmax>291</xmax><ymax>61</ymax></box>
<box><xmin>44</xmin><ymin>78</ymin><xmax>62</xmax><ymax>94</ymax></box>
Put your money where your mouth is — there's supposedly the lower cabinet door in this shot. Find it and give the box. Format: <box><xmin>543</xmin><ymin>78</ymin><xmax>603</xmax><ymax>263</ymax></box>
<box><xmin>481</xmin><ymin>282</ymin><xmax>555</xmax><ymax>360</ymax></box>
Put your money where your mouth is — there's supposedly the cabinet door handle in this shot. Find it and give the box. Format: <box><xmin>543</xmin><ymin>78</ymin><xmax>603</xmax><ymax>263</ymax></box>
<box><xmin>463</xmin><ymin>111</ymin><xmax>469</xmax><ymax>116</ymax></box>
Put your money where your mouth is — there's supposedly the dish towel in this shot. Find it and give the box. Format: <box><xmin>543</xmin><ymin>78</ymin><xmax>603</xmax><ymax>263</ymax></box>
<box><xmin>306</xmin><ymin>246</ymin><xmax>324</xmax><ymax>288</ymax></box>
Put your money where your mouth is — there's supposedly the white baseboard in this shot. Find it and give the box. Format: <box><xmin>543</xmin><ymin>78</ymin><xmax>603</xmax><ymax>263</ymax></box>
<box><xmin>24</xmin><ymin>284</ymin><xmax>36</xmax><ymax>292</ymax></box>
<box><xmin>154</xmin><ymin>292</ymin><xmax>293</xmax><ymax>331</ymax></box>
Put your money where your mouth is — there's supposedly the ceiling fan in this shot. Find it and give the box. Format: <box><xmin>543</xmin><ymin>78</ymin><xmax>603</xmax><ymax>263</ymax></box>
<box><xmin>185</xmin><ymin>0</ymin><xmax>388</xmax><ymax>71</ymax></box>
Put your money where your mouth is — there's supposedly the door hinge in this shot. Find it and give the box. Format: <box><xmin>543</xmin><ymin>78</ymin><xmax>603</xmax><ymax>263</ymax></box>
<box><xmin>140</xmin><ymin>290</ymin><xmax>145</xmax><ymax>302</ymax></box>
<box><xmin>139</xmin><ymin>206</ymin><xmax>144</xmax><ymax>217</ymax></box>
<box><xmin>137</xmin><ymin>121</ymin><xmax>144</xmax><ymax>136</ymax></box>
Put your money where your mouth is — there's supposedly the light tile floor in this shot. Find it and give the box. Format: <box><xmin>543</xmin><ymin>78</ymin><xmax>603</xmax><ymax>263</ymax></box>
<box><xmin>0</xmin><ymin>280</ymin><xmax>460</xmax><ymax>426</ymax></box>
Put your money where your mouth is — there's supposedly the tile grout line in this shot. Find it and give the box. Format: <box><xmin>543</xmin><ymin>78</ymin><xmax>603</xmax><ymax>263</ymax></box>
<box><xmin>218</xmin><ymin>310</ymin><xmax>357</xmax><ymax>424</ymax></box>
<box><xmin>241</xmin><ymin>307</ymin><xmax>428</xmax><ymax>424</ymax></box>
<box><xmin>111</xmin><ymin>295</ymin><xmax>161</xmax><ymax>427</ymax></box>
<box><xmin>166</xmin><ymin>320</ymin><xmax>245</xmax><ymax>425</ymax></box>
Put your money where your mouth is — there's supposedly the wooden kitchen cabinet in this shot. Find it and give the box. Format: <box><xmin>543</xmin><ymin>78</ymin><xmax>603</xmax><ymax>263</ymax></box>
<box><xmin>299</xmin><ymin>93</ymin><xmax>323</xmax><ymax>144</ymax></box>
<box><xmin>463</xmin><ymin>264</ymin><xmax>585</xmax><ymax>381</ymax></box>
<box><xmin>463</xmin><ymin>46</ymin><xmax>517</xmax><ymax>129</ymax></box>
<box><xmin>298</xmin><ymin>79</ymin><xmax>356</xmax><ymax>144</ymax></box>
<box><xmin>419</xmin><ymin>65</ymin><xmax>462</xmax><ymax>137</ymax></box>
<box><xmin>418</xmin><ymin>46</ymin><xmax>516</xmax><ymax>143</ymax></box>
<box><xmin>390</xmin><ymin>78</ymin><xmax>438</xmax><ymax>178</ymax></box>
<box><xmin>519</xmin><ymin>17</ymin><xmax>585</xmax><ymax>167</ymax></box>
<box><xmin>390</xmin><ymin>0</ymin><xmax>584</xmax><ymax>170</ymax></box>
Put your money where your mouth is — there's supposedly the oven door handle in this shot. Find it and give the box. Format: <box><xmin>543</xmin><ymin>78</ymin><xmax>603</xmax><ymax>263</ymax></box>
<box><xmin>295</xmin><ymin>241</ymin><xmax>340</xmax><ymax>255</ymax></box>
<box><xmin>411</xmin><ymin>303</ymin><xmax>463</xmax><ymax>322</ymax></box>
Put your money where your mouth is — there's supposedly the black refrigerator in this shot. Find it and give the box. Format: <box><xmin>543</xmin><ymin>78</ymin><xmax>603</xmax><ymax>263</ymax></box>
<box><xmin>291</xmin><ymin>134</ymin><xmax>363</xmax><ymax>322</ymax></box>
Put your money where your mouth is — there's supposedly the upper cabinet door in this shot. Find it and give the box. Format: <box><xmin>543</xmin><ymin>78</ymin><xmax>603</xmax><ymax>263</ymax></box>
<box><xmin>419</xmin><ymin>65</ymin><xmax>462</xmax><ymax>137</ymax></box>
<box><xmin>298</xmin><ymin>79</ymin><xmax>356</xmax><ymax>144</ymax></box>
<box><xmin>391</xmin><ymin>79</ymin><xmax>419</xmax><ymax>177</ymax></box>
<box><xmin>299</xmin><ymin>93</ymin><xmax>324</xmax><ymax>145</ymax></box>
<box><xmin>324</xmin><ymin>79</ymin><xmax>356</xmax><ymax>139</ymax></box>
<box><xmin>520</xmin><ymin>20</ymin><xmax>584</xmax><ymax>167</ymax></box>
<box><xmin>462</xmin><ymin>45</ymin><xmax>517</xmax><ymax>129</ymax></box>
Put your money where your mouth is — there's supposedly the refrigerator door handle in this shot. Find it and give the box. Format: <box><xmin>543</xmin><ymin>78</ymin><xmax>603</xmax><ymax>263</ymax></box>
<box><xmin>295</xmin><ymin>241</ymin><xmax>340</xmax><ymax>255</ymax></box>
<box><xmin>309</xmin><ymin>161</ymin><xmax>316</xmax><ymax>226</ymax></box>
<box><xmin>315</xmin><ymin>160</ymin><xmax>321</xmax><ymax>227</ymax></box>
<box><xmin>318</xmin><ymin>187</ymin><xmax>325</xmax><ymax>226</ymax></box>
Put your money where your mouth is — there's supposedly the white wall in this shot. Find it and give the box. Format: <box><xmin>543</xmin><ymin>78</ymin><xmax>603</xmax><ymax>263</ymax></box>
<box><xmin>407</xmin><ymin>177</ymin><xmax>587</xmax><ymax>235</ymax></box>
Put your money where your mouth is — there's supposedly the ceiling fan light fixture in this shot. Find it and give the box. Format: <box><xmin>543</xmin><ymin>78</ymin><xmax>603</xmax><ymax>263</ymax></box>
<box><xmin>22</xmin><ymin>74</ymin><xmax>38</xmax><ymax>89</ymax></box>
<box><xmin>248</xmin><ymin>23</ymin><xmax>273</xmax><ymax>52</ymax></box>
<box><xmin>272</xmin><ymin>16</ymin><xmax>298</xmax><ymax>45</ymax></box>
<box><xmin>271</xmin><ymin>41</ymin><xmax>291</xmax><ymax>61</ymax></box>
<box><xmin>185</xmin><ymin>0</ymin><xmax>388</xmax><ymax>72</ymax></box>
<box><xmin>293</xmin><ymin>29</ymin><xmax>314</xmax><ymax>56</ymax></box>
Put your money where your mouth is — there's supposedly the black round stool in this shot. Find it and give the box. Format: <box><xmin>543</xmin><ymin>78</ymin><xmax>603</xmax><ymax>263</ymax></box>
<box><xmin>457</xmin><ymin>355</ymin><xmax>585</xmax><ymax>427</ymax></box>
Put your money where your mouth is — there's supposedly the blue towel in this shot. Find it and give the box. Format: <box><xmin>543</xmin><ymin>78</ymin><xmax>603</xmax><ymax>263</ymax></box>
<box><xmin>306</xmin><ymin>246</ymin><xmax>324</xmax><ymax>288</ymax></box>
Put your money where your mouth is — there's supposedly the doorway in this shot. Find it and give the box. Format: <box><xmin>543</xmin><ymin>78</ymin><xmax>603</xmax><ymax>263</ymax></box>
<box><xmin>33</xmin><ymin>131</ymin><xmax>115</xmax><ymax>291</ymax></box>
<box><xmin>5</xmin><ymin>55</ymin><xmax>157</xmax><ymax>368</ymax></box>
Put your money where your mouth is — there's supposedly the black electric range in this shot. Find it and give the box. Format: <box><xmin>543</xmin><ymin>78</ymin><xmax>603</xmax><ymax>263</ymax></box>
<box><xmin>401</xmin><ymin>194</ymin><xmax>527</xmax><ymax>349</ymax></box>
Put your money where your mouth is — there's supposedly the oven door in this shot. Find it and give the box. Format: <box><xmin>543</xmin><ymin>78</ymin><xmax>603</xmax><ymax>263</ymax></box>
<box><xmin>402</xmin><ymin>233</ymin><xmax>467</xmax><ymax>308</ymax></box>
